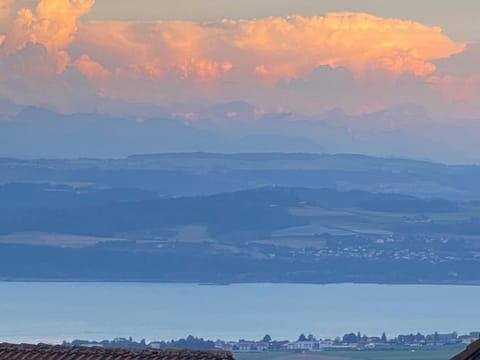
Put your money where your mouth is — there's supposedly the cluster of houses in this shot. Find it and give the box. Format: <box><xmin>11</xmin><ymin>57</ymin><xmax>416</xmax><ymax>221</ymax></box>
<box><xmin>214</xmin><ymin>332</ymin><xmax>480</xmax><ymax>353</ymax></box>
<box><xmin>64</xmin><ymin>331</ymin><xmax>480</xmax><ymax>357</ymax></box>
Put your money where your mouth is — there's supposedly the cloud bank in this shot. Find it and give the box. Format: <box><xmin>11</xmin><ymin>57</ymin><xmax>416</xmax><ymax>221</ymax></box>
<box><xmin>0</xmin><ymin>0</ymin><xmax>476</xmax><ymax>117</ymax></box>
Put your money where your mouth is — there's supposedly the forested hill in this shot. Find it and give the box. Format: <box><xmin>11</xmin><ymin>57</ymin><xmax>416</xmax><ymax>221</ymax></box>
<box><xmin>1</xmin><ymin>153</ymin><xmax>480</xmax><ymax>284</ymax></box>
<box><xmin>1</xmin><ymin>152</ymin><xmax>480</xmax><ymax>199</ymax></box>
<box><xmin>0</xmin><ymin>185</ymin><xmax>457</xmax><ymax>237</ymax></box>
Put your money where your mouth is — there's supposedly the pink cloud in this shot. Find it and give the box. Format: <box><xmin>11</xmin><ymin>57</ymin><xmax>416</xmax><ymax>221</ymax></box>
<box><xmin>75</xmin><ymin>13</ymin><xmax>464</xmax><ymax>84</ymax></box>
<box><xmin>0</xmin><ymin>1</ymin><xmax>476</xmax><ymax>117</ymax></box>
<box><xmin>2</xmin><ymin>0</ymin><xmax>94</xmax><ymax>73</ymax></box>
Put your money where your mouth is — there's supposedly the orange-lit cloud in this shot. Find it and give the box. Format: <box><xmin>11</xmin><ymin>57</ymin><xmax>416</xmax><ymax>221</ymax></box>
<box><xmin>0</xmin><ymin>1</ymin><xmax>473</xmax><ymax>116</ymax></box>
<box><xmin>0</xmin><ymin>0</ymin><xmax>13</xmax><ymax>43</ymax></box>
<box><xmin>0</xmin><ymin>0</ymin><xmax>12</xmax><ymax>21</ymax></box>
<box><xmin>2</xmin><ymin>0</ymin><xmax>94</xmax><ymax>72</ymax></box>
<box><xmin>74</xmin><ymin>54</ymin><xmax>111</xmax><ymax>95</ymax></box>
<box><xmin>74</xmin><ymin>13</ymin><xmax>464</xmax><ymax>86</ymax></box>
<box><xmin>75</xmin><ymin>20</ymin><xmax>235</xmax><ymax>82</ymax></box>
<box><xmin>75</xmin><ymin>54</ymin><xmax>111</xmax><ymax>79</ymax></box>
<box><xmin>231</xmin><ymin>14</ymin><xmax>464</xmax><ymax>80</ymax></box>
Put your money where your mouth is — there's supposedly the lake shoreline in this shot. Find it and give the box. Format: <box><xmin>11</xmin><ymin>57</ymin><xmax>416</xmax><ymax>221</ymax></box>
<box><xmin>1</xmin><ymin>278</ymin><xmax>480</xmax><ymax>287</ymax></box>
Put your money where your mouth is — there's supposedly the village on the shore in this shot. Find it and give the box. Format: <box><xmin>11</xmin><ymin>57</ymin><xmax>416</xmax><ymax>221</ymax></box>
<box><xmin>66</xmin><ymin>331</ymin><xmax>480</xmax><ymax>353</ymax></box>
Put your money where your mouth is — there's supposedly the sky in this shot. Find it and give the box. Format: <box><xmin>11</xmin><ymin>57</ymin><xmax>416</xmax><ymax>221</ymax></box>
<box><xmin>1</xmin><ymin>1</ymin><xmax>480</xmax><ymax>161</ymax></box>
<box><xmin>86</xmin><ymin>0</ymin><xmax>480</xmax><ymax>43</ymax></box>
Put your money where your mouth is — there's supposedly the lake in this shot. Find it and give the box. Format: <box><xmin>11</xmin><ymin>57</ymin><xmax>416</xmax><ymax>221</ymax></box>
<box><xmin>0</xmin><ymin>282</ymin><xmax>478</xmax><ymax>344</ymax></box>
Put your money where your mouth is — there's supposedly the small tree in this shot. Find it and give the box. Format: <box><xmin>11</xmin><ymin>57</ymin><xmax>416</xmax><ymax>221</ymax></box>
<box><xmin>262</xmin><ymin>334</ymin><xmax>272</xmax><ymax>343</ymax></box>
<box><xmin>381</xmin><ymin>332</ymin><xmax>387</xmax><ymax>343</ymax></box>
<box><xmin>343</xmin><ymin>333</ymin><xmax>358</xmax><ymax>344</ymax></box>
<box><xmin>298</xmin><ymin>334</ymin><xmax>307</xmax><ymax>342</ymax></box>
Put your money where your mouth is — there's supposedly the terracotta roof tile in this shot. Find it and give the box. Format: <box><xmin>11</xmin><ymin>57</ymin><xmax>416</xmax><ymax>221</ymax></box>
<box><xmin>0</xmin><ymin>344</ymin><xmax>234</xmax><ymax>360</ymax></box>
<box><xmin>452</xmin><ymin>339</ymin><xmax>480</xmax><ymax>360</ymax></box>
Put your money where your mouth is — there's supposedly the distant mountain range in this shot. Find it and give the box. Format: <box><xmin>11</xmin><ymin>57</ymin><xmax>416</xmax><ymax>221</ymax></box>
<box><xmin>1</xmin><ymin>102</ymin><xmax>479</xmax><ymax>162</ymax></box>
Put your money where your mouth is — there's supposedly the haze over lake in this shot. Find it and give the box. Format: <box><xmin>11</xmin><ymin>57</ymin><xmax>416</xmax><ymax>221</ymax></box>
<box><xmin>1</xmin><ymin>282</ymin><xmax>478</xmax><ymax>344</ymax></box>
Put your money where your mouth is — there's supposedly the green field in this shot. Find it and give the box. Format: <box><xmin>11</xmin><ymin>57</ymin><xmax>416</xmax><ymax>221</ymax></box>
<box><xmin>234</xmin><ymin>348</ymin><xmax>463</xmax><ymax>360</ymax></box>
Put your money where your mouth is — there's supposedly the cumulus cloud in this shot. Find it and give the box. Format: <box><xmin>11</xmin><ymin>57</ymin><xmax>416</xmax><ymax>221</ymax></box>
<box><xmin>74</xmin><ymin>13</ymin><xmax>463</xmax><ymax>84</ymax></box>
<box><xmin>75</xmin><ymin>54</ymin><xmax>110</xmax><ymax>79</ymax></box>
<box><xmin>0</xmin><ymin>0</ymin><xmax>94</xmax><ymax>108</ymax></box>
<box><xmin>231</xmin><ymin>13</ymin><xmax>464</xmax><ymax>79</ymax></box>
<box><xmin>74</xmin><ymin>20</ymin><xmax>235</xmax><ymax>82</ymax></box>
<box><xmin>0</xmin><ymin>0</ymin><xmax>14</xmax><ymax>41</ymax></box>
<box><xmin>0</xmin><ymin>3</ymin><xmax>473</xmax><ymax>117</ymax></box>
<box><xmin>1</xmin><ymin>0</ymin><xmax>94</xmax><ymax>73</ymax></box>
<box><xmin>63</xmin><ymin>12</ymin><xmax>467</xmax><ymax>113</ymax></box>
<box><xmin>0</xmin><ymin>0</ymin><xmax>12</xmax><ymax>20</ymax></box>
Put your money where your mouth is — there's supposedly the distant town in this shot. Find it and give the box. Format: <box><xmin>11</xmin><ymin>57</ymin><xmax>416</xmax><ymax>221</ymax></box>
<box><xmin>65</xmin><ymin>330</ymin><xmax>479</xmax><ymax>353</ymax></box>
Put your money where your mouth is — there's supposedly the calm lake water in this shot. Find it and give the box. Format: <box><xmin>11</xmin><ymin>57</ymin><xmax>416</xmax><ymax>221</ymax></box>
<box><xmin>0</xmin><ymin>282</ymin><xmax>478</xmax><ymax>344</ymax></box>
